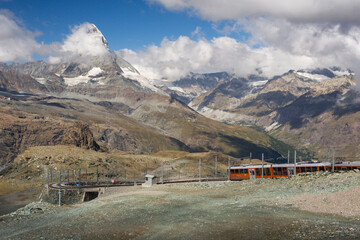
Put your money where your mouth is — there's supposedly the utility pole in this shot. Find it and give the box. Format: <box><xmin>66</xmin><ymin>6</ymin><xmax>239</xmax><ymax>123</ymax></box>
<box><xmin>294</xmin><ymin>150</ymin><xmax>297</xmax><ymax>175</ymax></box>
<box><xmin>228</xmin><ymin>156</ymin><xmax>230</xmax><ymax>181</ymax></box>
<box><xmin>332</xmin><ymin>148</ymin><xmax>335</xmax><ymax>173</ymax></box>
<box><xmin>199</xmin><ymin>159</ymin><xmax>202</xmax><ymax>182</ymax></box>
<box><xmin>288</xmin><ymin>150</ymin><xmax>290</xmax><ymax>164</ymax></box>
<box><xmin>161</xmin><ymin>161</ymin><xmax>164</xmax><ymax>184</ymax></box>
<box><xmin>107</xmin><ymin>168</ymin><xmax>109</xmax><ymax>188</ymax></box>
<box><xmin>215</xmin><ymin>155</ymin><xmax>218</xmax><ymax>176</ymax></box>
<box><xmin>78</xmin><ymin>169</ymin><xmax>81</xmax><ymax>190</ymax></box>
<box><xmin>250</xmin><ymin>152</ymin><xmax>252</xmax><ymax>165</ymax></box>
<box><xmin>261</xmin><ymin>153</ymin><xmax>264</xmax><ymax>179</ymax></box>
<box><xmin>96</xmin><ymin>167</ymin><xmax>99</xmax><ymax>184</ymax></box>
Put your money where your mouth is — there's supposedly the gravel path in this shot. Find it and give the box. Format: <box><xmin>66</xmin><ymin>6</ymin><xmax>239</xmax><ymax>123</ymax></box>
<box><xmin>1</xmin><ymin>171</ymin><xmax>360</xmax><ymax>239</ymax></box>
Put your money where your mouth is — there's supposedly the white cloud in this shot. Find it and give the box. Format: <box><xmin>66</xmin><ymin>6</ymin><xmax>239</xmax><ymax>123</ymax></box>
<box><xmin>0</xmin><ymin>13</ymin><xmax>111</xmax><ymax>64</ymax></box>
<box><xmin>129</xmin><ymin>1</ymin><xmax>360</xmax><ymax>83</ymax></box>
<box><xmin>48</xmin><ymin>22</ymin><xmax>110</xmax><ymax>63</ymax></box>
<box><xmin>149</xmin><ymin>0</ymin><xmax>360</xmax><ymax>24</ymax></box>
<box><xmin>0</xmin><ymin>11</ymin><xmax>40</xmax><ymax>62</ymax></box>
<box><xmin>118</xmin><ymin>35</ymin><xmax>317</xmax><ymax>82</ymax></box>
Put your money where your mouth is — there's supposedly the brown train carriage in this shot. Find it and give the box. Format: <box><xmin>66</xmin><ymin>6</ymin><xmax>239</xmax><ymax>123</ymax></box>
<box><xmin>230</xmin><ymin>162</ymin><xmax>332</xmax><ymax>180</ymax></box>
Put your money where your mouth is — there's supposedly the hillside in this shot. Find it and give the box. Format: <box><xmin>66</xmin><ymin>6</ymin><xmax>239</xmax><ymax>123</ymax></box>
<box><xmin>185</xmin><ymin>69</ymin><xmax>358</xmax><ymax>158</ymax></box>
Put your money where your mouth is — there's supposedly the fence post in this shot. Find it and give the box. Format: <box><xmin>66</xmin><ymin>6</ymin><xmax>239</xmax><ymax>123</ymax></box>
<box><xmin>78</xmin><ymin>169</ymin><xmax>81</xmax><ymax>189</ymax></box>
<box><xmin>215</xmin><ymin>155</ymin><xmax>218</xmax><ymax>177</ymax></box>
<box><xmin>107</xmin><ymin>168</ymin><xmax>109</xmax><ymax>188</ymax></box>
<box><xmin>59</xmin><ymin>170</ymin><xmax>62</xmax><ymax>185</ymax></box>
<box><xmin>67</xmin><ymin>170</ymin><xmax>70</xmax><ymax>184</ymax></box>
<box><xmin>133</xmin><ymin>172</ymin><xmax>136</xmax><ymax>186</ymax></box>
<box><xmin>96</xmin><ymin>167</ymin><xmax>99</xmax><ymax>184</ymax></box>
<box><xmin>332</xmin><ymin>148</ymin><xmax>335</xmax><ymax>173</ymax></box>
<box><xmin>47</xmin><ymin>168</ymin><xmax>50</xmax><ymax>186</ymax></box>
<box><xmin>58</xmin><ymin>190</ymin><xmax>62</xmax><ymax>206</ymax></box>
<box><xmin>328</xmin><ymin>148</ymin><xmax>330</xmax><ymax>162</ymax></box>
<box><xmin>199</xmin><ymin>159</ymin><xmax>202</xmax><ymax>182</ymax></box>
<box><xmin>43</xmin><ymin>169</ymin><xmax>46</xmax><ymax>188</ymax></box>
<box><xmin>161</xmin><ymin>162</ymin><xmax>164</xmax><ymax>184</ymax></box>
<box><xmin>228</xmin><ymin>156</ymin><xmax>230</xmax><ymax>181</ymax></box>
<box><xmin>145</xmin><ymin>163</ymin><xmax>147</xmax><ymax>178</ymax></box>
<box><xmin>294</xmin><ymin>150</ymin><xmax>297</xmax><ymax>175</ymax></box>
<box><xmin>50</xmin><ymin>168</ymin><xmax>53</xmax><ymax>183</ymax></box>
<box><xmin>85</xmin><ymin>168</ymin><xmax>88</xmax><ymax>185</ymax></box>
<box><xmin>262</xmin><ymin>153</ymin><xmax>264</xmax><ymax>179</ymax></box>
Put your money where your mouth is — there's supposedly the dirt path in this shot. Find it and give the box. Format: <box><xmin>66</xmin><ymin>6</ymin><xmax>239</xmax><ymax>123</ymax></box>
<box><xmin>1</xmin><ymin>172</ymin><xmax>360</xmax><ymax>239</ymax></box>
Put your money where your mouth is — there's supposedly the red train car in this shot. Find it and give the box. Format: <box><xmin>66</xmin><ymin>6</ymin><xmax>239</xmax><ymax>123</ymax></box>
<box><xmin>230</xmin><ymin>162</ymin><xmax>360</xmax><ymax>180</ymax></box>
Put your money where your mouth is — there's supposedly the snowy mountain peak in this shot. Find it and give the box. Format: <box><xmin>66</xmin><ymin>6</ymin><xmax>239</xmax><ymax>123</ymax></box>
<box><xmin>296</xmin><ymin>67</ymin><xmax>352</xmax><ymax>81</ymax></box>
<box><xmin>86</xmin><ymin>23</ymin><xmax>109</xmax><ymax>49</ymax></box>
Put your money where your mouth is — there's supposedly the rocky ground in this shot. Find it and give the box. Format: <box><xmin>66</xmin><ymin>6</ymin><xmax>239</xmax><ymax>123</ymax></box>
<box><xmin>1</xmin><ymin>171</ymin><xmax>360</xmax><ymax>239</ymax></box>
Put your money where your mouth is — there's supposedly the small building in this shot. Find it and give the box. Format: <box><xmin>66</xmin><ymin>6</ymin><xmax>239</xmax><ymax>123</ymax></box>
<box><xmin>142</xmin><ymin>174</ymin><xmax>157</xmax><ymax>187</ymax></box>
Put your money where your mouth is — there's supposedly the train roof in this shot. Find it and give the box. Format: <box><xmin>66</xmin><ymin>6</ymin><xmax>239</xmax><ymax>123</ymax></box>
<box><xmin>334</xmin><ymin>161</ymin><xmax>360</xmax><ymax>167</ymax></box>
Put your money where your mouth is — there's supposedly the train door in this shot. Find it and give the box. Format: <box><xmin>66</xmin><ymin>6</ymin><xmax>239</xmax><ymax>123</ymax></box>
<box><xmin>288</xmin><ymin>168</ymin><xmax>294</xmax><ymax>177</ymax></box>
<box><xmin>249</xmin><ymin>169</ymin><xmax>255</xmax><ymax>179</ymax></box>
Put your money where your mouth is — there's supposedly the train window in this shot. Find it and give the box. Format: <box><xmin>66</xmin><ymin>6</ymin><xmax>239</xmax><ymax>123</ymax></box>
<box><xmin>244</xmin><ymin>169</ymin><xmax>249</xmax><ymax>174</ymax></box>
<box><xmin>312</xmin><ymin>167</ymin><xmax>317</xmax><ymax>172</ymax></box>
<box><xmin>319</xmin><ymin>167</ymin><xmax>325</xmax><ymax>171</ymax></box>
<box><xmin>239</xmin><ymin>169</ymin><xmax>243</xmax><ymax>174</ymax></box>
<box><xmin>265</xmin><ymin>168</ymin><xmax>271</xmax><ymax>176</ymax></box>
<box><xmin>255</xmin><ymin>169</ymin><xmax>261</xmax><ymax>176</ymax></box>
<box><xmin>301</xmin><ymin>167</ymin><xmax>306</xmax><ymax>172</ymax></box>
<box><xmin>230</xmin><ymin>169</ymin><xmax>235</xmax><ymax>174</ymax></box>
<box><xmin>306</xmin><ymin>167</ymin><xmax>312</xmax><ymax>172</ymax></box>
<box><xmin>282</xmin><ymin>168</ymin><xmax>287</xmax><ymax>175</ymax></box>
<box><xmin>296</xmin><ymin>167</ymin><xmax>300</xmax><ymax>173</ymax></box>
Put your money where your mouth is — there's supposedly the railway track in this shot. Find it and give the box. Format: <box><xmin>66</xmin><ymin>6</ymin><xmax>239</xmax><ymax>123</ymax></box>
<box><xmin>48</xmin><ymin>177</ymin><xmax>227</xmax><ymax>190</ymax></box>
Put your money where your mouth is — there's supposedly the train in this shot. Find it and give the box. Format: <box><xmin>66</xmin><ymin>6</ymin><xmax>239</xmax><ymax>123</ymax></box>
<box><xmin>230</xmin><ymin>161</ymin><xmax>360</xmax><ymax>180</ymax></box>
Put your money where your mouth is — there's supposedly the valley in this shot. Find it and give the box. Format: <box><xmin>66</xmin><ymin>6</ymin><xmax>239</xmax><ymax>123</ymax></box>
<box><xmin>1</xmin><ymin>16</ymin><xmax>360</xmax><ymax>240</ymax></box>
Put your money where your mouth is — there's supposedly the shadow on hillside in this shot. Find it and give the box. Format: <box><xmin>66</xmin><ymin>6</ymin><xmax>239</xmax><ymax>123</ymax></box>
<box><xmin>333</xmin><ymin>103</ymin><xmax>360</xmax><ymax>118</ymax></box>
<box><xmin>215</xmin><ymin>133</ymin><xmax>280</xmax><ymax>159</ymax></box>
<box><xmin>276</xmin><ymin>91</ymin><xmax>339</xmax><ymax>129</ymax></box>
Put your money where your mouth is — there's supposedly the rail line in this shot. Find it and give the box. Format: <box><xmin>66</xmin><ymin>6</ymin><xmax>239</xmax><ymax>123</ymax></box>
<box><xmin>48</xmin><ymin>177</ymin><xmax>228</xmax><ymax>190</ymax></box>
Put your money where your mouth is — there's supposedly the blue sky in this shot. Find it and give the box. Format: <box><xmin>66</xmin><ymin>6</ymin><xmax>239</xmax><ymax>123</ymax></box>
<box><xmin>1</xmin><ymin>0</ymin><xmax>228</xmax><ymax>51</ymax></box>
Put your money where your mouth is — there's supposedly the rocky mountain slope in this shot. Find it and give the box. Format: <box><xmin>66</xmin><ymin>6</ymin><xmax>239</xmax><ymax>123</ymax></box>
<box><xmin>0</xmin><ymin>24</ymin><xmax>292</xmax><ymax>168</ymax></box>
<box><xmin>180</xmin><ymin>68</ymin><xmax>357</xmax><ymax>157</ymax></box>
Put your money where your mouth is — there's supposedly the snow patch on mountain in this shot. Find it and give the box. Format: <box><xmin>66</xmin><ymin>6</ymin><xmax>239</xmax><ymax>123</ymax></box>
<box><xmin>121</xmin><ymin>67</ymin><xmax>163</xmax><ymax>93</ymax></box>
<box><xmin>296</xmin><ymin>68</ymin><xmax>352</xmax><ymax>81</ymax></box>
<box><xmin>64</xmin><ymin>67</ymin><xmax>105</xmax><ymax>86</ymax></box>
<box><xmin>168</xmin><ymin>86</ymin><xmax>186</xmax><ymax>93</ymax></box>
<box><xmin>88</xmin><ymin>67</ymin><xmax>104</xmax><ymax>77</ymax></box>
<box><xmin>248</xmin><ymin>80</ymin><xmax>268</xmax><ymax>87</ymax></box>
<box><xmin>34</xmin><ymin>77</ymin><xmax>46</xmax><ymax>84</ymax></box>
<box><xmin>296</xmin><ymin>72</ymin><xmax>330</xmax><ymax>81</ymax></box>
